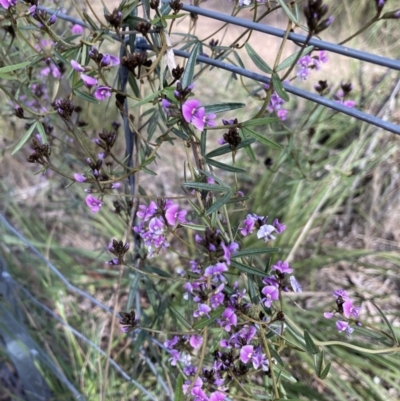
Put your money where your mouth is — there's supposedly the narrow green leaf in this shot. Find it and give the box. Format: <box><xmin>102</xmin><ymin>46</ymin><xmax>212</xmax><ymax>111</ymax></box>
<box><xmin>276</xmin><ymin>0</ymin><xmax>299</xmax><ymax>23</ymax></box>
<box><xmin>232</xmin><ymin>247</ymin><xmax>279</xmax><ymax>258</ymax></box>
<box><xmin>231</xmin><ymin>260</ymin><xmax>266</xmax><ymax>278</ymax></box>
<box><xmin>247</xmin><ymin>275</ymin><xmax>259</xmax><ymax>304</ymax></box>
<box><xmin>141</xmin><ymin>166</ymin><xmax>157</xmax><ymax>176</ymax></box>
<box><xmin>175</xmin><ymin>374</ymin><xmax>184</xmax><ymax>401</ymax></box>
<box><xmin>141</xmin><ymin>156</ymin><xmax>155</xmax><ymax>167</ymax></box>
<box><xmin>239</xmin><ymin>129</ymin><xmax>256</xmax><ymax>161</ymax></box>
<box><xmin>181</xmin><ymin>42</ymin><xmax>201</xmax><ymax>89</ymax></box>
<box><xmin>36</xmin><ymin>122</ymin><xmax>47</xmax><ymax>144</ymax></box>
<box><xmin>245</xmin><ymin>43</ymin><xmax>272</xmax><ymax>74</ymax></box>
<box><xmin>200</xmin><ymin>130</ymin><xmax>207</xmax><ymax>157</ymax></box>
<box><xmin>180</xmin><ymin>223</ymin><xmax>206</xmax><ymax>231</ymax></box>
<box><xmin>172</xmin><ymin>127</ymin><xmax>189</xmax><ymax>140</ymax></box>
<box><xmin>0</xmin><ymin>61</ymin><xmax>31</xmax><ymax>74</ymax></box>
<box><xmin>203</xmin><ymin>102</ymin><xmax>245</xmax><ymax>114</ymax></box>
<box><xmin>276</xmin><ymin>46</ymin><xmax>313</xmax><ymax>72</ymax></box>
<box><xmin>169</xmin><ymin>306</ymin><xmax>192</xmax><ymax>329</ymax></box>
<box><xmin>162</xmin><ymin>13</ymin><xmax>185</xmax><ymax>19</ymax></box>
<box><xmin>193</xmin><ymin>306</ymin><xmax>224</xmax><ymax>330</ymax></box>
<box><xmin>133</xmin><ymin>91</ymin><xmax>160</xmax><ymax>108</ymax></box>
<box><xmin>272</xmin><ymin>73</ymin><xmax>290</xmax><ymax>102</ymax></box>
<box><xmin>205</xmin><ymin>191</ymin><xmax>233</xmax><ymax>216</ymax></box>
<box><xmin>206</xmin><ymin>158</ymin><xmax>246</xmax><ymax>173</ymax></box>
<box><xmin>205</xmin><ymin>138</ymin><xmax>255</xmax><ymax>158</ymax></box>
<box><xmin>370</xmin><ymin>301</ymin><xmax>398</xmax><ymax>344</ymax></box>
<box><xmin>74</xmin><ymin>89</ymin><xmax>99</xmax><ymax>104</ymax></box>
<box><xmin>0</xmin><ymin>73</ymin><xmax>18</xmax><ymax>80</ymax></box>
<box><xmin>12</xmin><ymin>122</ymin><xmax>38</xmax><ymax>155</ymax></box>
<box><xmin>304</xmin><ymin>330</ymin><xmax>320</xmax><ymax>355</ymax></box>
<box><xmin>128</xmin><ymin>73</ymin><xmax>140</xmax><ymax>97</ymax></box>
<box><xmin>320</xmin><ymin>362</ymin><xmax>331</xmax><ymax>380</ymax></box>
<box><xmin>241</xmin><ymin>116</ymin><xmax>279</xmax><ymax>127</ymax></box>
<box><xmin>82</xmin><ymin>12</ymin><xmax>98</xmax><ymax>30</ymax></box>
<box><xmin>183</xmin><ymin>182</ymin><xmax>229</xmax><ymax>193</ymax></box>
<box><xmin>316</xmin><ymin>350</ymin><xmax>324</xmax><ymax>378</ymax></box>
<box><xmin>270</xmin><ymin>346</ymin><xmax>285</xmax><ymax>367</ymax></box>
<box><xmin>241</xmin><ymin>127</ymin><xmax>281</xmax><ymax>150</ymax></box>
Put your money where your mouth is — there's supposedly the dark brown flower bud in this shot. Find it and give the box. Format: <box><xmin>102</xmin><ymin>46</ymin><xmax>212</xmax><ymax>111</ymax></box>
<box><xmin>104</xmin><ymin>8</ymin><xmax>123</xmax><ymax>30</ymax></box>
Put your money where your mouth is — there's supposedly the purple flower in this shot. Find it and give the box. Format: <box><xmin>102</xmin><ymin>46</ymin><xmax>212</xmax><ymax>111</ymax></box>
<box><xmin>161</xmin><ymin>99</ymin><xmax>172</xmax><ymax>113</ymax></box>
<box><xmin>324</xmin><ymin>312</ymin><xmax>334</xmax><ymax>319</ymax></box>
<box><xmin>277</xmin><ymin>109</ymin><xmax>288</xmax><ymax>121</ymax></box>
<box><xmin>336</xmin><ymin>320</ymin><xmax>354</xmax><ymax>336</ymax></box>
<box><xmin>298</xmin><ymin>55</ymin><xmax>312</xmax><ymax>68</ymax></box>
<box><xmin>137</xmin><ymin>201</ymin><xmax>157</xmax><ymax>221</ymax></box>
<box><xmin>164</xmin><ymin>336</ymin><xmax>179</xmax><ymax>349</ymax></box>
<box><xmin>204</xmin><ymin>262</ymin><xmax>228</xmax><ymax>282</ymax></box>
<box><xmin>193</xmin><ymin>303</ymin><xmax>211</xmax><ymax>318</ymax></box>
<box><xmin>240</xmin><ymin>214</ymin><xmax>257</xmax><ymax>236</ymax></box>
<box><xmin>148</xmin><ymin>217</ymin><xmax>165</xmax><ymax>236</ymax></box>
<box><xmin>333</xmin><ymin>289</ymin><xmax>350</xmax><ymax>300</ymax></box>
<box><xmin>271</xmin><ymin>260</ymin><xmax>293</xmax><ymax>275</ymax></box>
<box><xmin>74</xmin><ymin>173</ymin><xmax>86</xmax><ymax>182</ymax></box>
<box><xmin>221</xmin><ymin>242</ymin><xmax>239</xmax><ymax>265</ymax></box>
<box><xmin>189</xmin><ymin>260</ymin><xmax>201</xmax><ymax>274</ymax></box>
<box><xmin>209</xmin><ymin>392</ymin><xmax>226</xmax><ymax>401</ymax></box>
<box><xmin>71</xmin><ymin>60</ymin><xmax>85</xmax><ymax>72</ymax></box>
<box><xmin>257</xmin><ymin>224</ymin><xmax>276</xmax><ymax>242</ymax></box>
<box><xmin>81</xmin><ymin>74</ymin><xmax>98</xmax><ymax>88</ymax></box>
<box><xmin>94</xmin><ymin>86</ymin><xmax>112</xmax><ymax>101</ymax></box>
<box><xmin>273</xmin><ymin>218</ymin><xmax>286</xmax><ymax>233</ymax></box>
<box><xmin>71</xmin><ymin>24</ymin><xmax>84</xmax><ymax>35</ymax></box>
<box><xmin>182</xmin><ymin>99</ymin><xmax>215</xmax><ymax>131</ymax></box>
<box><xmin>165</xmin><ymin>203</ymin><xmax>187</xmax><ymax>226</ymax></box>
<box><xmin>218</xmin><ymin>307</ymin><xmax>237</xmax><ymax>332</ymax></box>
<box><xmin>0</xmin><ymin>0</ymin><xmax>17</xmax><ymax>9</ymax></box>
<box><xmin>343</xmin><ymin>300</ymin><xmax>361</xmax><ymax>319</ymax></box>
<box><xmin>100</xmin><ymin>54</ymin><xmax>120</xmax><ymax>67</ymax></box>
<box><xmin>297</xmin><ymin>67</ymin><xmax>310</xmax><ymax>81</ymax></box>
<box><xmin>85</xmin><ymin>195</ymin><xmax>103</xmax><ymax>213</ymax></box>
<box><xmin>239</xmin><ymin>345</ymin><xmax>254</xmax><ymax>364</ymax></box>
<box><xmin>261</xmin><ymin>285</ymin><xmax>279</xmax><ymax>308</ymax></box>
<box><xmin>189</xmin><ymin>335</ymin><xmax>203</xmax><ymax>349</ymax></box>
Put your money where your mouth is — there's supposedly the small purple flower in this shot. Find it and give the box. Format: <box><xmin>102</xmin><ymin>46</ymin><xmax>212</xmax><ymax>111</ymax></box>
<box><xmin>324</xmin><ymin>312</ymin><xmax>334</xmax><ymax>319</ymax></box>
<box><xmin>148</xmin><ymin>217</ymin><xmax>165</xmax><ymax>236</ymax></box>
<box><xmin>4</xmin><ymin>0</ymin><xmax>21</xmax><ymax>9</ymax></box>
<box><xmin>336</xmin><ymin>320</ymin><xmax>354</xmax><ymax>336</ymax></box>
<box><xmin>221</xmin><ymin>242</ymin><xmax>239</xmax><ymax>265</ymax></box>
<box><xmin>94</xmin><ymin>86</ymin><xmax>112</xmax><ymax>101</ymax></box>
<box><xmin>277</xmin><ymin>109</ymin><xmax>288</xmax><ymax>121</ymax></box>
<box><xmin>85</xmin><ymin>195</ymin><xmax>103</xmax><ymax>213</ymax></box>
<box><xmin>204</xmin><ymin>262</ymin><xmax>228</xmax><ymax>282</ymax></box>
<box><xmin>333</xmin><ymin>289</ymin><xmax>349</xmax><ymax>299</ymax></box>
<box><xmin>49</xmin><ymin>14</ymin><xmax>57</xmax><ymax>25</ymax></box>
<box><xmin>218</xmin><ymin>307</ymin><xmax>237</xmax><ymax>332</ymax></box>
<box><xmin>137</xmin><ymin>201</ymin><xmax>157</xmax><ymax>221</ymax></box>
<box><xmin>297</xmin><ymin>67</ymin><xmax>310</xmax><ymax>81</ymax></box>
<box><xmin>74</xmin><ymin>173</ymin><xmax>86</xmax><ymax>182</ymax></box>
<box><xmin>193</xmin><ymin>303</ymin><xmax>211</xmax><ymax>318</ymax></box>
<box><xmin>271</xmin><ymin>260</ymin><xmax>293</xmax><ymax>275</ymax></box>
<box><xmin>298</xmin><ymin>55</ymin><xmax>312</xmax><ymax>68</ymax></box>
<box><xmin>239</xmin><ymin>345</ymin><xmax>254</xmax><ymax>364</ymax></box>
<box><xmin>189</xmin><ymin>260</ymin><xmax>201</xmax><ymax>274</ymax></box>
<box><xmin>81</xmin><ymin>73</ymin><xmax>98</xmax><ymax>88</ymax></box>
<box><xmin>257</xmin><ymin>224</ymin><xmax>276</xmax><ymax>242</ymax></box>
<box><xmin>343</xmin><ymin>300</ymin><xmax>361</xmax><ymax>319</ymax></box>
<box><xmin>165</xmin><ymin>203</ymin><xmax>187</xmax><ymax>226</ymax></box>
<box><xmin>261</xmin><ymin>285</ymin><xmax>279</xmax><ymax>308</ymax></box>
<box><xmin>71</xmin><ymin>60</ymin><xmax>85</xmax><ymax>72</ymax></box>
<box><xmin>161</xmin><ymin>98</ymin><xmax>172</xmax><ymax>113</ymax></box>
<box><xmin>100</xmin><ymin>54</ymin><xmax>120</xmax><ymax>67</ymax></box>
<box><xmin>218</xmin><ymin>137</ymin><xmax>227</xmax><ymax>145</ymax></box>
<box><xmin>289</xmin><ymin>276</ymin><xmax>302</xmax><ymax>293</ymax></box>
<box><xmin>164</xmin><ymin>336</ymin><xmax>179</xmax><ymax>349</ymax></box>
<box><xmin>209</xmin><ymin>392</ymin><xmax>226</xmax><ymax>401</ymax></box>
<box><xmin>189</xmin><ymin>335</ymin><xmax>203</xmax><ymax>349</ymax></box>
<box><xmin>71</xmin><ymin>24</ymin><xmax>84</xmax><ymax>35</ymax></box>
<box><xmin>240</xmin><ymin>214</ymin><xmax>257</xmax><ymax>236</ymax></box>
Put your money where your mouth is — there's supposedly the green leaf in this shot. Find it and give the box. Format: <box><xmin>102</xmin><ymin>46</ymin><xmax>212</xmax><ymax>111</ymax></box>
<box><xmin>232</xmin><ymin>247</ymin><xmax>279</xmax><ymax>258</ymax></box>
<box><xmin>276</xmin><ymin>0</ymin><xmax>299</xmax><ymax>24</ymax></box>
<box><xmin>175</xmin><ymin>374</ymin><xmax>184</xmax><ymax>401</ymax></box>
<box><xmin>162</xmin><ymin>13</ymin><xmax>185</xmax><ymax>19</ymax></box>
<box><xmin>247</xmin><ymin>275</ymin><xmax>259</xmax><ymax>304</ymax></box>
<box><xmin>82</xmin><ymin>12</ymin><xmax>98</xmax><ymax>30</ymax></box>
<box><xmin>206</xmin><ymin>158</ymin><xmax>246</xmax><ymax>173</ymax></box>
<box><xmin>36</xmin><ymin>122</ymin><xmax>47</xmax><ymax>144</ymax></box>
<box><xmin>133</xmin><ymin>91</ymin><xmax>160</xmax><ymax>108</ymax></box>
<box><xmin>370</xmin><ymin>301</ymin><xmax>398</xmax><ymax>344</ymax></box>
<box><xmin>171</xmin><ymin>127</ymin><xmax>189</xmax><ymax>140</ymax></box>
<box><xmin>239</xmin><ymin>129</ymin><xmax>256</xmax><ymax>161</ymax></box>
<box><xmin>0</xmin><ymin>73</ymin><xmax>18</xmax><ymax>80</ymax></box>
<box><xmin>141</xmin><ymin>156</ymin><xmax>155</xmax><ymax>167</ymax></box>
<box><xmin>272</xmin><ymin>73</ymin><xmax>290</xmax><ymax>102</ymax></box>
<box><xmin>205</xmin><ymin>138</ymin><xmax>255</xmax><ymax>158</ymax></box>
<box><xmin>181</xmin><ymin>42</ymin><xmax>201</xmax><ymax>89</ymax></box>
<box><xmin>244</xmin><ymin>43</ymin><xmax>272</xmax><ymax>74</ymax></box>
<box><xmin>304</xmin><ymin>330</ymin><xmax>319</xmax><ymax>355</ymax></box>
<box><xmin>276</xmin><ymin>46</ymin><xmax>314</xmax><ymax>72</ymax></box>
<box><xmin>74</xmin><ymin>89</ymin><xmax>99</xmax><ymax>104</ymax></box>
<box><xmin>180</xmin><ymin>223</ymin><xmax>206</xmax><ymax>231</ymax></box>
<box><xmin>12</xmin><ymin>122</ymin><xmax>38</xmax><ymax>155</ymax></box>
<box><xmin>241</xmin><ymin>127</ymin><xmax>281</xmax><ymax>150</ymax></box>
<box><xmin>183</xmin><ymin>182</ymin><xmax>229</xmax><ymax>193</ymax></box>
<box><xmin>320</xmin><ymin>362</ymin><xmax>331</xmax><ymax>380</ymax></box>
<box><xmin>230</xmin><ymin>260</ymin><xmax>266</xmax><ymax>278</ymax></box>
<box><xmin>205</xmin><ymin>191</ymin><xmax>233</xmax><ymax>216</ymax></box>
<box><xmin>193</xmin><ymin>306</ymin><xmax>224</xmax><ymax>330</ymax></box>
<box><xmin>270</xmin><ymin>346</ymin><xmax>285</xmax><ymax>367</ymax></box>
<box><xmin>241</xmin><ymin>116</ymin><xmax>279</xmax><ymax>127</ymax></box>
<box><xmin>141</xmin><ymin>166</ymin><xmax>157</xmax><ymax>176</ymax></box>
<box><xmin>203</xmin><ymin>102</ymin><xmax>245</xmax><ymax>114</ymax></box>
<box><xmin>0</xmin><ymin>61</ymin><xmax>31</xmax><ymax>74</ymax></box>
<box><xmin>169</xmin><ymin>306</ymin><xmax>192</xmax><ymax>329</ymax></box>
<box><xmin>316</xmin><ymin>350</ymin><xmax>324</xmax><ymax>378</ymax></box>
<box><xmin>200</xmin><ymin>130</ymin><xmax>207</xmax><ymax>157</ymax></box>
